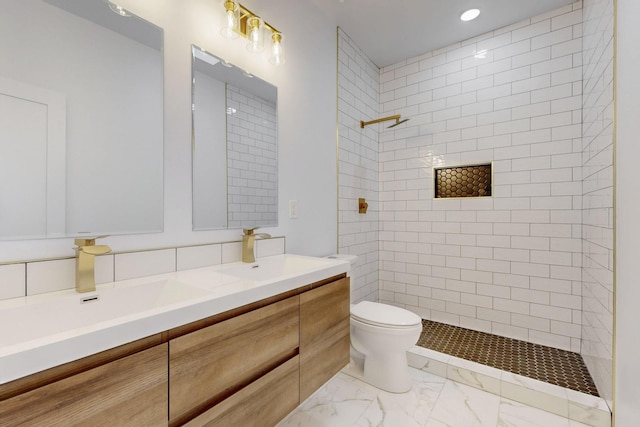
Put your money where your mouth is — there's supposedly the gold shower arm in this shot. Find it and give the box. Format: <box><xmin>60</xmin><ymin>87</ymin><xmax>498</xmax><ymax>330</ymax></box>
<box><xmin>360</xmin><ymin>114</ymin><xmax>401</xmax><ymax>128</ymax></box>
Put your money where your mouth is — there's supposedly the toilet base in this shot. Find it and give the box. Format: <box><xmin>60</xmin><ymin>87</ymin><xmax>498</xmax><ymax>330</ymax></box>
<box><xmin>364</xmin><ymin>351</ymin><xmax>413</xmax><ymax>393</ymax></box>
<box><xmin>347</xmin><ymin>347</ymin><xmax>412</xmax><ymax>393</ymax></box>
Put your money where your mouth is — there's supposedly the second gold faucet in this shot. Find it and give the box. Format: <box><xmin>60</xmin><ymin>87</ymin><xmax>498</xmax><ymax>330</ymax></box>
<box><xmin>242</xmin><ymin>227</ymin><xmax>271</xmax><ymax>263</ymax></box>
<box><xmin>75</xmin><ymin>237</ymin><xmax>111</xmax><ymax>293</ymax></box>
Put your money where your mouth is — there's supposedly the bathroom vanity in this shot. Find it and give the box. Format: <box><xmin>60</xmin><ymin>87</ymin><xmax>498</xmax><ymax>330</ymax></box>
<box><xmin>0</xmin><ymin>255</ymin><xmax>350</xmax><ymax>426</ymax></box>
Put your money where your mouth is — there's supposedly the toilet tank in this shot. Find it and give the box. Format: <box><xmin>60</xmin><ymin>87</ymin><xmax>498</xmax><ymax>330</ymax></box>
<box><xmin>326</xmin><ymin>254</ymin><xmax>358</xmax><ymax>278</ymax></box>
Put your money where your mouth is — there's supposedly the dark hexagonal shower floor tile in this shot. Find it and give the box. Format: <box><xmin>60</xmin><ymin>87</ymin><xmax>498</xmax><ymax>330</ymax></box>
<box><xmin>417</xmin><ymin>319</ymin><xmax>599</xmax><ymax>396</ymax></box>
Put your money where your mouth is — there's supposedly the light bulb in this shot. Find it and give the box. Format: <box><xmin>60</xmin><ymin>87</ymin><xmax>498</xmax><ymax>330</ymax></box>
<box><xmin>226</xmin><ymin>10</ymin><xmax>235</xmax><ymax>27</ymax></box>
<box><xmin>246</xmin><ymin>17</ymin><xmax>264</xmax><ymax>53</ymax></box>
<box><xmin>249</xmin><ymin>18</ymin><xmax>260</xmax><ymax>42</ymax></box>
<box><xmin>269</xmin><ymin>33</ymin><xmax>285</xmax><ymax>65</ymax></box>
<box><xmin>220</xmin><ymin>0</ymin><xmax>239</xmax><ymax>39</ymax></box>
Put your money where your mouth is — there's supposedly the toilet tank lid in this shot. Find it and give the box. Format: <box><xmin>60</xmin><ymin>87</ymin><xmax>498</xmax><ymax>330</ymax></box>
<box><xmin>351</xmin><ymin>301</ymin><xmax>421</xmax><ymax>327</ymax></box>
<box><xmin>326</xmin><ymin>254</ymin><xmax>358</xmax><ymax>265</ymax></box>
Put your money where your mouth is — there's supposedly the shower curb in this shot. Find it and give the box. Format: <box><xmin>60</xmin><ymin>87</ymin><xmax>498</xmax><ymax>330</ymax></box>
<box><xmin>407</xmin><ymin>346</ymin><xmax>611</xmax><ymax>427</ymax></box>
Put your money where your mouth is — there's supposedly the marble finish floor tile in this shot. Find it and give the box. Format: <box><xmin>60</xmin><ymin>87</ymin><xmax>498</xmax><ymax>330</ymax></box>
<box><xmin>277</xmin><ymin>367</ymin><xmax>590</xmax><ymax>427</ymax></box>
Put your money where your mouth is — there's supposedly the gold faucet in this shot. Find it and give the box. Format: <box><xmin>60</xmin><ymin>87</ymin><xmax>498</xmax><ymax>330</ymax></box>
<box><xmin>242</xmin><ymin>227</ymin><xmax>271</xmax><ymax>263</ymax></box>
<box><xmin>74</xmin><ymin>237</ymin><xmax>112</xmax><ymax>293</ymax></box>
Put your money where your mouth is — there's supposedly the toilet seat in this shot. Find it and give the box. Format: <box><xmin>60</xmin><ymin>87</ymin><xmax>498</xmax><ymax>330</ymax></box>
<box><xmin>351</xmin><ymin>301</ymin><xmax>421</xmax><ymax>329</ymax></box>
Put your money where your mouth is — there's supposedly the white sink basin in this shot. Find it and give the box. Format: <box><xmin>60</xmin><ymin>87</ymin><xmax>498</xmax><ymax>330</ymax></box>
<box><xmin>218</xmin><ymin>255</ymin><xmax>332</xmax><ymax>282</ymax></box>
<box><xmin>0</xmin><ymin>279</ymin><xmax>209</xmax><ymax>349</ymax></box>
<box><xmin>0</xmin><ymin>253</ymin><xmax>350</xmax><ymax>384</ymax></box>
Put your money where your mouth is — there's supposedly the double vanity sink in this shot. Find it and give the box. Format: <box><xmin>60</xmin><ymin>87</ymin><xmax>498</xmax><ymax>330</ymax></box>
<box><xmin>0</xmin><ymin>254</ymin><xmax>350</xmax><ymax>385</ymax></box>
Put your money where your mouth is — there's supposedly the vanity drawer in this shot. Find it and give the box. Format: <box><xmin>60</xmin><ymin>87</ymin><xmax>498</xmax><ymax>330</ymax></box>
<box><xmin>183</xmin><ymin>355</ymin><xmax>299</xmax><ymax>427</ymax></box>
<box><xmin>0</xmin><ymin>344</ymin><xmax>168</xmax><ymax>426</ymax></box>
<box><xmin>299</xmin><ymin>276</ymin><xmax>350</xmax><ymax>400</ymax></box>
<box><xmin>169</xmin><ymin>295</ymin><xmax>299</xmax><ymax>424</ymax></box>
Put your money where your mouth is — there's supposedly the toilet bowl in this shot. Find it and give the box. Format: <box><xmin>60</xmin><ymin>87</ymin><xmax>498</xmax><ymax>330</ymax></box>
<box><xmin>350</xmin><ymin>301</ymin><xmax>422</xmax><ymax>393</ymax></box>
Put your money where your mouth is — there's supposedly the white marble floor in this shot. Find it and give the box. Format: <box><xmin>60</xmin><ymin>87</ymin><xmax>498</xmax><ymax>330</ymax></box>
<box><xmin>277</xmin><ymin>367</ymin><xmax>592</xmax><ymax>427</ymax></box>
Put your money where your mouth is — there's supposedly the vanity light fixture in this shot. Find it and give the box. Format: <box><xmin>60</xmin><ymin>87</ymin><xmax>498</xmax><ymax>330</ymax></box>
<box><xmin>460</xmin><ymin>8</ymin><xmax>480</xmax><ymax>21</ymax></box>
<box><xmin>220</xmin><ymin>1</ymin><xmax>285</xmax><ymax>65</ymax></box>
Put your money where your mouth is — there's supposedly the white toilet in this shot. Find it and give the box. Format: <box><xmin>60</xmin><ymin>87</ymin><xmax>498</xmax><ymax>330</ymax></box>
<box><xmin>350</xmin><ymin>301</ymin><xmax>423</xmax><ymax>393</ymax></box>
<box><xmin>327</xmin><ymin>254</ymin><xmax>423</xmax><ymax>393</ymax></box>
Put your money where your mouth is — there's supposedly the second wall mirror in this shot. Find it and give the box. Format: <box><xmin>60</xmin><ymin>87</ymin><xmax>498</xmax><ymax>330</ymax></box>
<box><xmin>191</xmin><ymin>45</ymin><xmax>278</xmax><ymax>230</ymax></box>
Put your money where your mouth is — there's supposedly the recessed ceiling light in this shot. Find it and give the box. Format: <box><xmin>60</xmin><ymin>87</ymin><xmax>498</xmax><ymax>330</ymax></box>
<box><xmin>460</xmin><ymin>9</ymin><xmax>480</xmax><ymax>22</ymax></box>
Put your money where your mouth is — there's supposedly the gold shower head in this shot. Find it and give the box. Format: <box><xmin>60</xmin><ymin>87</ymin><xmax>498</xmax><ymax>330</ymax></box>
<box><xmin>387</xmin><ymin>118</ymin><xmax>409</xmax><ymax>128</ymax></box>
<box><xmin>360</xmin><ymin>114</ymin><xmax>410</xmax><ymax>129</ymax></box>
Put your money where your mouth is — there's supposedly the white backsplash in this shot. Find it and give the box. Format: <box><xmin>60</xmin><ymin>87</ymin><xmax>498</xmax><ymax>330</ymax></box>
<box><xmin>114</xmin><ymin>249</ymin><xmax>177</xmax><ymax>281</ymax></box>
<box><xmin>0</xmin><ymin>263</ymin><xmax>25</xmax><ymax>299</ymax></box>
<box><xmin>0</xmin><ymin>237</ymin><xmax>285</xmax><ymax>299</ymax></box>
<box><xmin>26</xmin><ymin>259</ymin><xmax>76</xmax><ymax>296</ymax></box>
<box><xmin>176</xmin><ymin>244</ymin><xmax>223</xmax><ymax>271</ymax></box>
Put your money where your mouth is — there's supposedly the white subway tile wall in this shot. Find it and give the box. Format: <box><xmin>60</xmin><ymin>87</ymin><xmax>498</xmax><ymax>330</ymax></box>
<box><xmin>226</xmin><ymin>85</ymin><xmax>278</xmax><ymax>228</ymax></box>
<box><xmin>374</xmin><ymin>2</ymin><xmax>584</xmax><ymax>351</ymax></box>
<box><xmin>0</xmin><ymin>238</ymin><xmax>285</xmax><ymax>298</ymax></box>
<box><xmin>338</xmin><ymin>29</ymin><xmax>380</xmax><ymax>303</ymax></box>
<box><xmin>581</xmin><ymin>0</ymin><xmax>614</xmax><ymax>404</ymax></box>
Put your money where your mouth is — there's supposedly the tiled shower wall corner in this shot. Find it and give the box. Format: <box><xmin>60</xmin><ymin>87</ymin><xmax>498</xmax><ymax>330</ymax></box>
<box><xmin>581</xmin><ymin>0</ymin><xmax>614</xmax><ymax>405</ymax></box>
<box><xmin>338</xmin><ymin>29</ymin><xmax>380</xmax><ymax>303</ymax></box>
<box><xmin>377</xmin><ymin>2</ymin><xmax>584</xmax><ymax>352</ymax></box>
<box><xmin>226</xmin><ymin>85</ymin><xmax>278</xmax><ymax>228</ymax></box>
<box><xmin>0</xmin><ymin>237</ymin><xmax>285</xmax><ymax>300</ymax></box>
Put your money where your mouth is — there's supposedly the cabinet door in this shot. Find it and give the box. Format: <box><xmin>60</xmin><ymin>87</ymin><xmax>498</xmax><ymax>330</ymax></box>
<box><xmin>184</xmin><ymin>356</ymin><xmax>299</xmax><ymax>427</ymax></box>
<box><xmin>0</xmin><ymin>344</ymin><xmax>168</xmax><ymax>426</ymax></box>
<box><xmin>169</xmin><ymin>295</ymin><xmax>299</xmax><ymax>424</ymax></box>
<box><xmin>299</xmin><ymin>277</ymin><xmax>350</xmax><ymax>400</ymax></box>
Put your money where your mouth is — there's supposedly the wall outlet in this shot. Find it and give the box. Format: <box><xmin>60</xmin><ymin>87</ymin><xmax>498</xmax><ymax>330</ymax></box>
<box><xmin>289</xmin><ymin>200</ymin><xmax>298</xmax><ymax>219</ymax></box>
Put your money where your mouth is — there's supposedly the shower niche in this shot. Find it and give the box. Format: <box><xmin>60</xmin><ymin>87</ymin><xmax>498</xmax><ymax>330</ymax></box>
<box><xmin>434</xmin><ymin>163</ymin><xmax>492</xmax><ymax>198</ymax></box>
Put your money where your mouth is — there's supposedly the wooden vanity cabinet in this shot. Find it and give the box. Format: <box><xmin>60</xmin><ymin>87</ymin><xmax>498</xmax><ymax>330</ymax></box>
<box><xmin>169</xmin><ymin>296</ymin><xmax>300</xmax><ymax>426</ymax></box>
<box><xmin>0</xmin><ymin>343</ymin><xmax>168</xmax><ymax>427</ymax></box>
<box><xmin>0</xmin><ymin>273</ymin><xmax>350</xmax><ymax>427</ymax></box>
<box><xmin>169</xmin><ymin>275</ymin><xmax>350</xmax><ymax>426</ymax></box>
<box><xmin>299</xmin><ymin>276</ymin><xmax>351</xmax><ymax>400</ymax></box>
<box><xmin>183</xmin><ymin>356</ymin><xmax>300</xmax><ymax>427</ymax></box>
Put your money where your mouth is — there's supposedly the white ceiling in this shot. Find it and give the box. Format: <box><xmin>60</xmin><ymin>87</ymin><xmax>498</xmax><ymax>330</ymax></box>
<box><xmin>311</xmin><ymin>0</ymin><xmax>576</xmax><ymax>68</ymax></box>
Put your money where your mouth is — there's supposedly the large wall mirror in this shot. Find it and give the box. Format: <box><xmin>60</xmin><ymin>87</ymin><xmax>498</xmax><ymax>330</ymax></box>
<box><xmin>192</xmin><ymin>45</ymin><xmax>278</xmax><ymax>230</ymax></box>
<box><xmin>0</xmin><ymin>0</ymin><xmax>163</xmax><ymax>240</ymax></box>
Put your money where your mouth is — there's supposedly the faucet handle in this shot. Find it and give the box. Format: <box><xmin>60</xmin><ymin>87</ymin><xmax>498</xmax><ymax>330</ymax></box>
<box><xmin>242</xmin><ymin>227</ymin><xmax>259</xmax><ymax>235</ymax></box>
<box><xmin>74</xmin><ymin>235</ymin><xmax>109</xmax><ymax>247</ymax></box>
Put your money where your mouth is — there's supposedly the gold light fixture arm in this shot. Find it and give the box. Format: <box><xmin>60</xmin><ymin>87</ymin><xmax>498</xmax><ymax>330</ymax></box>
<box><xmin>360</xmin><ymin>114</ymin><xmax>401</xmax><ymax>128</ymax></box>
<box><xmin>236</xmin><ymin>3</ymin><xmax>280</xmax><ymax>38</ymax></box>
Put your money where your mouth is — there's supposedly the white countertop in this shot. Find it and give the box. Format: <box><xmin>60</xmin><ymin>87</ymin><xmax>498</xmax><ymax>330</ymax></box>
<box><xmin>0</xmin><ymin>254</ymin><xmax>350</xmax><ymax>384</ymax></box>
